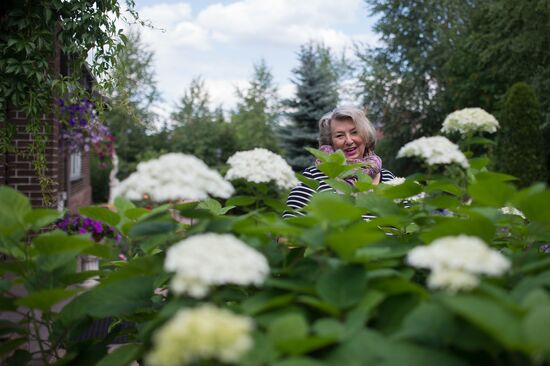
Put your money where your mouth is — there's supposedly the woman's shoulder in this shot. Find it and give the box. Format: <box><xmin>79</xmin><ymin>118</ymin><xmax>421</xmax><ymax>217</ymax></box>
<box><xmin>380</xmin><ymin>168</ymin><xmax>396</xmax><ymax>182</ymax></box>
<box><xmin>302</xmin><ymin>165</ymin><xmax>328</xmax><ymax>179</ymax></box>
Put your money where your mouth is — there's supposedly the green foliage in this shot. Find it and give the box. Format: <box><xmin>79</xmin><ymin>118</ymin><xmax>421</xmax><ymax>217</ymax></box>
<box><xmin>360</xmin><ymin>0</ymin><xmax>550</xmax><ymax>178</ymax></box>
<box><xmin>2</xmin><ymin>128</ymin><xmax>550</xmax><ymax>365</ymax></box>
<box><xmin>279</xmin><ymin>42</ymin><xmax>340</xmax><ymax>171</ymax></box>
<box><xmin>231</xmin><ymin>60</ymin><xmax>281</xmax><ymax>152</ymax></box>
<box><xmin>171</xmin><ymin>77</ymin><xmax>237</xmax><ymax>167</ymax></box>
<box><xmin>0</xmin><ymin>0</ymin><xmax>141</xmax><ymax>201</ymax></box>
<box><xmin>495</xmin><ymin>82</ymin><xmax>548</xmax><ymax>186</ymax></box>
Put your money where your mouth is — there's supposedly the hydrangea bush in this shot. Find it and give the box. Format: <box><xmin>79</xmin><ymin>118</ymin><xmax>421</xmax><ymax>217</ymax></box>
<box><xmin>1</xmin><ymin>110</ymin><xmax>550</xmax><ymax>365</ymax></box>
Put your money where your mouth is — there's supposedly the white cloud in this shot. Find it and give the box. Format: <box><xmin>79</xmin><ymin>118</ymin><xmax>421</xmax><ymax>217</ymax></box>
<box><xmin>133</xmin><ymin>0</ymin><xmax>378</xmax><ymax>113</ymax></box>
<box><xmin>140</xmin><ymin>2</ymin><xmax>192</xmax><ymax>27</ymax></box>
<box><xmin>204</xmin><ymin>78</ymin><xmax>249</xmax><ymax>109</ymax></box>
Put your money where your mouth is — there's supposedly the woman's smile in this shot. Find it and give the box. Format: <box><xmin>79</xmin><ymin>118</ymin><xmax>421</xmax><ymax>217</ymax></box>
<box><xmin>330</xmin><ymin>118</ymin><xmax>366</xmax><ymax>160</ymax></box>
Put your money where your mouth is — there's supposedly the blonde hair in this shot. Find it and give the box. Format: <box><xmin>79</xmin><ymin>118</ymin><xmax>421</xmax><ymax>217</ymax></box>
<box><xmin>318</xmin><ymin>106</ymin><xmax>377</xmax><ymax>151</ymax></box>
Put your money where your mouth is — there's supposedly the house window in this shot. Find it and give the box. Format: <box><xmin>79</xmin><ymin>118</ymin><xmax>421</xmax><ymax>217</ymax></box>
<box><xmin>70</xmin><ymin>151</ymin><xmax>82</xmax><ymax>180</ymax></box>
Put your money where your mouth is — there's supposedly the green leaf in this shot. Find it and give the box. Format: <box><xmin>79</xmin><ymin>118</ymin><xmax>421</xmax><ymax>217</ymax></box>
<box><xmin>355</xmin><ymin>192</ymin><xmax>402</xmax><ymax>216</ymax></box>
<box><xmin>114</xmin><ymin>196</ymin><xmax>135</xmax><ymax>215</ymax></box>
<box><xmin>307</xmin><ymin>193</ymin><xmax>364</xmax><ymax>222</ymax></box>
<box><xmin>57</xmin><ymin>276</ymin><xmax>155</xmax><ymax>327</ymax></box>
<box><xmin>424</xmin><ymin>180</ymin><xmax>462</xmax><ymax>196</ymax></box>
<box><xmin>124</xmin><ymin>208</ymin><xmax>150</xmax><ymax>220</ymax></box>
<box><xmin>324</xmin><ymin>178</ymin><xmax>353</xmax><ymax>195</ymax></box>
<box><xmin>79</xmin><ymin>206</ymin><xmax>121</xmax><ymax>227</ymax></box>
<box><xmin>272</xmin><ymin>357</ymin><xmax>326</xmax><ymax>366</ymax></box>
<box><xmin>325</xmin><ymin>222</ymin><xmax>385</xmax><ymax>260</ymax></box>
<box><xmin>515</xmin><ymin>189</ymin><xmax>550</xmax><ymax>224</ymax></box>
<box><xmin>226</xmin><ymin>195</ymin><xmax>257</xmax><ymax>206</ymax></box>
<box><xmin>16</xmin><ymin>288</ymin><xmax>77</xmax><ymax>311</ymax></box>
<box><xmin>317</xmin><ymin>265</ymin><xmax>367</xmax><ymax>308</ymax></box>
<box><xmin>24</xmin><ymin>208</ymin><xmax>63</xmax><ymax>231</ymax></box>
<box><xmin>419</xmin><ymin>214</ymin><xmax>495</xmax><ymax>244</ymax></box>
<box><xmin>468</xmin><ymin>179</ymin><xmax>516</xmax><ymax>207</ymax></box>
<box><xmin>241</xmin><ymin>292</ymin><xmax>295</xmax><ymax>315</ymax></box>
<box><xmin>33</xmin><ymin>231</ymin><xmax>97</xmax><ymax>271</ymax></box>
<box><xmin>128</xmin><ymin>221</ymin><xmax>178</xmax><ymax>237</ymax></box>
<box><xmin>522</xmin><ymin>305</ymin><xmax>550</xmax><ymax>352</ymax></box>
<box><xmin>468</xmin><ymin>156</ymin><xmax>490</xmax><ymax>170</ymax></box>
<box><xmin>278</xmin><ymin>336</ymin><xmax>336</xmax><ymax>355</ymax></box>
<box><xmin>0</xmin><ymin>186</ymin><xmax>31</xmax><ymax>229</ymax></box>
<box><xmin>268</xmin><ymin>313</ymin><xmax>308</xmax><ymax>348</ymax></box>
<box><xmin>378</xmin><ymin>180</ymin><xmax>423</xmax><ymax>199</ymax></box>
<box><xmin>438</xmin><ymin>294</ymin><xmax>524</xmax><ymax>349</ymax></box>
<box><xmin>317</xmin><ymin>162</ymin><xmax>347</xmax><ymax>179</ymax></box>
<box><xmin>305</xmin><ymin>147</ymin><xmax>331</xmax><ymax>162</ymax></box>
<box><xmin>295</xmin><ymin>174</ymin><xmax>320</xmax><ymax>190</ymax></box>
<box><xmin>96</xmin><ymin>343</ymin><xmax>140</xmax><ymax>366</ymax></box>
<box><xmin>313</xmin><ymin>318</ymin><xmax>345</xmax><ymax>339</ymax></box>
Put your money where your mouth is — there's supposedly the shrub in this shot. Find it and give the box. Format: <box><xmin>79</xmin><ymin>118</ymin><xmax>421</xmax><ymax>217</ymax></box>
<box><xmin>495</xmin><ymin>82</ymin><xmax>548</xmax><ymax>186</ymax></box>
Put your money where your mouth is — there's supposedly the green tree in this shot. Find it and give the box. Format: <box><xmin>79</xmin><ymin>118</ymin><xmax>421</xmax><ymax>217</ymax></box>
<box><xmin>91</xmin><ymin>29</ymin><xmax>161</xmax><ymax>202</ymax></box>
<box><xmin>495</xmin><ymin>82</ymin><xmax>547</xmax><ymax>186</ymax></box>
<box><xmin>231</xmin><ymin>60</ymin><xmax>280</xmax><ymax>152</ymax></box>
<box><xmin>171</xmin><ymin>77</ymin><xmax>236</xmax><ymax>166</ymax></box>
<box><xmin>280</xmin><ymin>42</ymin><xmax>340</xmax><ymax>171</ymax></box>
<box><xmin>359</xmin><ymin>0</ymin><xmax>550</xmax><ymax>176</ymax></box>
<box><xmin>357</xmin><ymin>0</ymin><xmax>472</xmax><ymax>175</ymax></box>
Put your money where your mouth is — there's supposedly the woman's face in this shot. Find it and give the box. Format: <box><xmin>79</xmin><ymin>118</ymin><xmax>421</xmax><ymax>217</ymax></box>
<box><xmin>330</xmin><ymin>118</ymin><xmax>366</xmax><ymax>160</ymax></box>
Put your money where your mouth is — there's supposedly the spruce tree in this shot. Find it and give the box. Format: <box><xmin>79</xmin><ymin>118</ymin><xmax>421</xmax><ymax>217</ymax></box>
<box><xmin>231</xmin><ymin>60</ymin><xmax>280</xmax><ymax>152</ymax></box>
<box><xmin>495</xmin><ymin>82</ymin><xmax>548</xmax><ymax>186</ymax></box>
<box><xmin>280</xmin><ymin>42</ymin><xmax>339</xmax><ymax>171</ymax></box>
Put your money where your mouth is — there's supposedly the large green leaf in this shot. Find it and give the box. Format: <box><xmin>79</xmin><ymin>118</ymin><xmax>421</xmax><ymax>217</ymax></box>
<box><xmin>24</xmin><ymin>208</ymin><xmax>63</xmax><ymax>231</ymax></box>
<box><xmin>355</xmin><ymin>192</ymin><xmax>401</xmax><ymax>216</ymax></box>
<box><xmin>327</xmin><ymin>329</ymin><xmax>468</xmax><ymax>366</ymax></box>
<box><xmin>378</xmin><ymin>179</ymin><xmax>423</xmax><ymax>200</ymax></box>
<box><xmin>96</xmin><ymin>343</ymin><xmax>141</xmax><ymax>366</ymax></box>
<box><xmin>268</xmin><ymin>313</ymin><xmax>308</xmax><ymax>347</ymax></box>
<box><xmin>468</xmin><ymin>179</ymin><xmax>516</xmax><ymax>207</ymax></box>
<box><xmin>0</xmin><ymin>186</ymin><xmax>31</xmax><ymax>229</ymax></box>
<box><xmin>16</xmin><ymin>288</ymin><xmax>78</xmax><ymax>311</ymax></box>
<box><xmin>128</xmin><ymin>220</ymin><xmax>178</xmax><ymax>237</ymax></box>
<box><xmin>326</xmin><ymin>222</ymin><xmax>385</xmax><ymax>260</ymax></box>
<box><xmin>515</xmin><ymin>188</ymin><xmax>550</xmax><ymax>224</ymax></box>
<box><xmin>419</xmin><ymin>214</ymin><xmax>495</xmax><ymax>244</ymax></box>
<box><xmin>307</xmin><ymin>193</ymin><xmax>364</xmax><ymax>222</ymax></box>
<box><xmin>316</xmin><ymin>265</ymin><xmax>367</xmax><ymax>309</ymax></box>
<box><xmin>57</xmin><ymin>276</ymin><xmax>155</xmax><ymax>327</ymax></box>
<box><xmin>79</xmin><ymin>206</ymin><xmax>121</xmax><ymax>227</ymax></box>
<box><xmin>33</xmin><ymin>231</ymin><xmax>102</xmax><ymax>271</ymax></box>
<box><xmin>522</xmin><ymin>305</ymin><xmax>550</xmax><ymax>352</ymax></box>
<box><xmin>114</xmin><ymin>196</ymin><xmax>135</xmax><ymax>216</ymax></box>
<box><xmin>438</xmin><ymin>294</ymin><xmax>525</xmax><ymax>349</ymax></box>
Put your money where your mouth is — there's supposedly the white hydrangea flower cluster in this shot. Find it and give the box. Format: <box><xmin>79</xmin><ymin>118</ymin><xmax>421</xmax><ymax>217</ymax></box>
<box><xmin>225</xmin><ymin>148</ymin><xmax>298</xmax><ymax>190</ymax></box>
<box><xmin>116</xmin><ymin>153</ymin><xmax>234</xmax><ymax>202</ymax></box>
<box><xmin>146</xmin><ymin>304</ymin><xmax>253</xmax><ymax>366</ymax></box>
<box><xmin>441</xmin><ymin>108</ymin><xmax>499</xmax><ymax>135</ymax></box>
<box><xmin>500</xmin><ymin>206</ymin><xmax>526</xmax><ymax>219</ymax></box>
<box><xmin>165</xmin><ymin>233</ymin><xmax>269</xmax><ymax>298</ymax></box>
<box><xmin>383</xmin><ymin>177</ymin><xmax>406</xmax><ymax>186</ymax></box>
<box><xmin>397</xmin><ymin>136</ymin><xmax>470</xmax><ymax>169</ymax></box>
<box><xmin>407</xmin><ymin>235</ymin><xmax>510</xmax><ymax>292</ymax></box>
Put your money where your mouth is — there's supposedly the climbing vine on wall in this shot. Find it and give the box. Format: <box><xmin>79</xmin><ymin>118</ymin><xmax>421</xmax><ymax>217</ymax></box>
<box><xmin>0</xmin><ymin>0</ymin><xmax>142</xmax><ymax>203</ymax></box>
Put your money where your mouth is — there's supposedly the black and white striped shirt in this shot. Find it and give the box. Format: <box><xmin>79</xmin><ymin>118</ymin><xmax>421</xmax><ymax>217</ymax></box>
<box><xmin>283</xmin><ymin>166</ymin><xmax>396</xmax><ymax>219</ymax></box>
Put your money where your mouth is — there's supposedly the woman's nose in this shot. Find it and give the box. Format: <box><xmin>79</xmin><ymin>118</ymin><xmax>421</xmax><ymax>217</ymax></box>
<box><xmin>345</xmin><ymin>134</ymin><xmax>353</xmax><ymax>145</ymax></box>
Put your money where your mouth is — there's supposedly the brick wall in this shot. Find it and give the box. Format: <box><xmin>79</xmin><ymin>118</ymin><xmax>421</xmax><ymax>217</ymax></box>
<box><xmin>0</xmin><ymin>108</ymin><xmax>92</xmax><ymax>210</ymax></box>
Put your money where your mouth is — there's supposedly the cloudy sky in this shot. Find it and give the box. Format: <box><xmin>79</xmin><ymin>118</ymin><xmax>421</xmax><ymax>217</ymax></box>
<box><xmin>131</xmin><ymin>0</ymin><xmax>380</xmax><ymax>118</ymax></box>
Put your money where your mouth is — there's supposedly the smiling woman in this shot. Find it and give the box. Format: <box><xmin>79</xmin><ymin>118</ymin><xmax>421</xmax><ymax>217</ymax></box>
<box><xmin>283</xmin><ymin>106</ymin><xmax>396</xmax><ymax>218</ymax></box>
